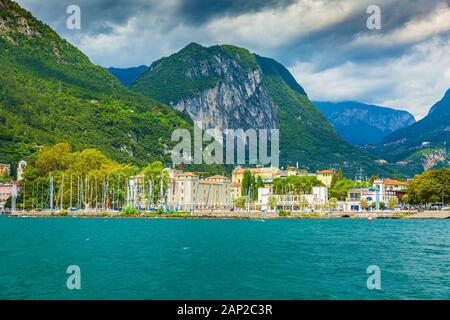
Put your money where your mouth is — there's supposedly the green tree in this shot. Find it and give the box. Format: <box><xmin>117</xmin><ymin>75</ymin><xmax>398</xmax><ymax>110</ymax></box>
<box><xmin>369</xmin><ymin>175</ymin><xmax>379</xmax><ymax>186</ymax></box>
<box><xmin>360</xmin><ymin>198</ymin><xmax>369</xmax><ymax>210</ymax></box>
<box><xmin>273</xmin><ymin>176</ymin><xmax>323</xmax><ymax>195</ymax></box>
<box><xmin>0</xmin><ymin>172</ymin><xmax>10</xmax><ymax>183</ymax></box>
<box><xmin>328</xmin><ymin>197</ymin><xmax>338</xmax><ymax>210</ymax></box>
<box><xmin>241</xmin><ymin>170</ymin><xmax>252</xmax><ymax>196</ymax></box>
<box><xmin>388</xmin><ymin>197</ymin><xmax>398</xmax><ymax>209</ymax></box>
<box><xmin>401</xmin><ymin>195</ymin><xmax>409</xmax><ymax>204</ymax></box>
<box><xmin>142</xmin><ymin>161</ymin><xmax>163</xmax><ymax>178</ymax></box>
<box><xmin>268</xmin><ymin>195</ymin><xmax>277</xmax><ymax>211</ymax></box>
<box><xmin>34</xmin><ymin>143</ymin><xmax>72</xmax><ymax>174</ymax></box>
<box><xmin>329</xmin><ymin>178</ymin><xmax>357</xmax><ymax>200</ymax></box>
<box><xmin>256</xmin><ymin>175</ymin><xmax>264</xmax><ymax>189</ymax></box>
<box><xmin>407</xmin><ymin>168</ymin><xmax>450</xmax><ymax>204</ymax></box>
<box><xmin>234</xmin><ymin>196</ymin><xmax>247</xmax><ymax>210</ymax></box>
<box><xmin>298</xmin><ymin>196</ymin><xmax>309</xmax><ymax>210</ymax></box>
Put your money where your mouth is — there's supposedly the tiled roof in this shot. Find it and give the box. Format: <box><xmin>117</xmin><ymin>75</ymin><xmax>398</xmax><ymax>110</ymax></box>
<box><xmin>383</xmin><ymin>179</ymin><xmax>408</xmax><ymax>186</ymax></box>
<box><xmin>207</xmin><ymin>175</ymin><xmax>228</xmax><ymax>179</ymax></box>
<box><xmin>177</xmin><ymin>172</ymin><xmax>198</xmax><ymax>177</ymax></box>
<box><xmin>317</xmin><ymin>169</ymin><xmax>335</xmax><ymax>174</ymax></box>
<box><xmin>233</xmin><ymin>167</ymin><xmax>280</xmax><ymax>174</ymax></box>
<box><xmin>199</xmin><ymin>180</ymin><xmax>223</xmax><ymax>185</ymax></box>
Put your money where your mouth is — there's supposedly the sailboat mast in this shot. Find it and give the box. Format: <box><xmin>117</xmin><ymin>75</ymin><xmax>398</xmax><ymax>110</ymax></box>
<box><xmin>49</xmin><ymin>174</ymin><xmax>54</xmax><ymax>211</ymax></box>
<box><xmin>60</xmin><ymin>174</ymin><xmax>64</xmax><ymax>210</ymax></box>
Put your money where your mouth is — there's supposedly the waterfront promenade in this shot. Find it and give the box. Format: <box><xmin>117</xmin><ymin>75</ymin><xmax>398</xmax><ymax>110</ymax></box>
<box><xmin>6</xmin><ymin>210</ymin><xmax>450</xmax><ymax>219</ymax></box>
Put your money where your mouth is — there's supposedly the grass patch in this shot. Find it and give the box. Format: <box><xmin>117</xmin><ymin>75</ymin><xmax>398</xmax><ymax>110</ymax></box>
<box><xmin>392</xmin><ymin>212</ymin><xmax>415</xmax><ymax>218</ymax></box>
<box><xmin>299</xmin><ymin>212</ymin><xmax>321</xmax><ymax>218</ymax></box>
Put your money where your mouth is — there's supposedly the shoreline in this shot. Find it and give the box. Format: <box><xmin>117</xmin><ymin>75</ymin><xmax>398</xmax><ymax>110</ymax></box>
<box><xmin>4</xmin><ymin>210</ymin><xmax>450</xmax><ymax>220</ymax></box>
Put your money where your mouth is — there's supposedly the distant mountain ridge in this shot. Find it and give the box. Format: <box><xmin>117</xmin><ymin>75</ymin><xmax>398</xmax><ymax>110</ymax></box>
<box><xmin>314</xmin><ymin>101</ymin><xmax>416</xmax><ymax>145</ymax></box>
<box><xmin>130</xmin><ymin>42</ymin><xmax>393</xmax><ymax>175</ymax></box>
<box><xmin>108</xmin><ymin>65</ymin><xmax>147</xmax><ymax>87</ymax></box>
<box><xmin>368</xmin><ymin>88</ymin><xmax>450</xmax><ymax>171</ymax></box>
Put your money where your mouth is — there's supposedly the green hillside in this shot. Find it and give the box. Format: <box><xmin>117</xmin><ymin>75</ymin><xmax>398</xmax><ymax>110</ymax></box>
<box><xmin>0</xmin><ymin>0</ymin><xmax>192</xmax><ymax>168</ymax></box>
<box><xmin>132</xmin><ymin>43</ymin><xmax>392</xmax><ymax>176</ymax></box>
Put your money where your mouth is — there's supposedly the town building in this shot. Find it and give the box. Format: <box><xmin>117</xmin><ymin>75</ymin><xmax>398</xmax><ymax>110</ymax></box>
<box><xmin>17</xmin><ymin>160</ymin><xmax>27</xmax><ymax>181</ymax></box>
<box><xmin>0</xmin><ymin>163</ymin><xmax>11</xmax><ymax>177</ymax></box>
<box><xmin>257</xmin><ymin>186</ymin><xmax>328</xmax><ymax>211</ymax></box>
<box><xmin>230</xmin><ymin>181</ymin><xmax>241</xmax><ymax>202</ymax></box>
<box><xmin>316</xmin><ymin>170</ymin><xmax>336</xmax><ymax>188</ymax></box>
<box><xmin>232</xmin><ymin>166</ymin><xmax>282</xmax><ymax>185</ymax></box>
<box><xmin>383</xmin><ymin>179</ymin><xmax>408</xmax><ymax>191</ymax></box>
<box><xmin>0</xmin><ymin>182</ymin><xmax>18</xmax><ymax>212</ymax></box>
<box><xmin>285</xmin><ymin>166</ymin><xmax>316</xmax><ymax>177</ymax></box>
<box><xmin>167</xmin><ymin>172</ymin><xmax>231</xmax><ymax>211</ymax></box>
<box><xmin>343</xmin><ymin>179</ymin><xmax>399</xmax><ymax>211</ymax></box>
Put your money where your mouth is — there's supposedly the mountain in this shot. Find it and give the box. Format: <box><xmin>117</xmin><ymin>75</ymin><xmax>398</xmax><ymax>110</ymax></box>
<box><xmin>131</xmin><ymin>42</ymin><xmax>391</xmax><ymax>175</ymax></box>
<box><xmin>368</xmin><ymin>88</ymin><xmax>450</xmax><ymax>171</ymax></box>
<box><xmin>0</xmin><ymin>0</ymin><xmax>192</xmax><ymax>167</ymax></box>
<box><xmin>314</xmin><ymin>101</ymin><xmax>416</xmax><ymax>145</ymax></box>
<box><xmin>108</xmin><ymin>65</ymin><xmax>147</xmax><ymax>87</ymax></box>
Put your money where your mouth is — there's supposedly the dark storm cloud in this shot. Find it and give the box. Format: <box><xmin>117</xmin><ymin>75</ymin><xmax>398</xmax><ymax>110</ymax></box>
<box><xmin>17</xmin><ymin>0</ymin><xmax>296</xmax><ymax>36</ymax></box>
<box><xmin>17</xmin><ymin>0</ymin><xmax>154</xmax><ymax>36</ymax></box>
<box><xmin>17</xmin><ymin>0</ymin><xmax>446</xmax><ymax>52</ymax></box>
<box><xmin>176</xmin><ymin>0</ymin><xmax>295</xmax><ymax>24</ymax></box>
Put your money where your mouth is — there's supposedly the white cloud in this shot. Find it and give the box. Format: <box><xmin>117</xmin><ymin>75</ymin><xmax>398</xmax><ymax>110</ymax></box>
<box><xmin>291</xmin><ymin>37</ymin><xmax>450</xmax><ymax>119</ymax></box>
<box><xmin>205</xmin><ymin>0</ymin><xmax>369</xmax><ymax>49</ymax></box>
<box><xmin>351</xmin><ymin>2</ymin><xmax>450</xmax><ymax>48</ymax></box>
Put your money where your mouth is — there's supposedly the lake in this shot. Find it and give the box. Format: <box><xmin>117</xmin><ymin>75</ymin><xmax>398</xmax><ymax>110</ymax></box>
<box><xmin>0</xmin><ymin>217</ymin><xmax>449</xmax><ymax>299</ymax></box>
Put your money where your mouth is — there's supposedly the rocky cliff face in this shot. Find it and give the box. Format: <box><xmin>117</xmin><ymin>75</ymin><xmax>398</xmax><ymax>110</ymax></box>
<box><xmin>135</xmin><ymin>43</ymin><xmax>278</xmax><ymax>131</ymax></box>
<box><xmin>174</xmin><ymin>59</ymin><xmax>277</xmax><ymax>131</ymax></box>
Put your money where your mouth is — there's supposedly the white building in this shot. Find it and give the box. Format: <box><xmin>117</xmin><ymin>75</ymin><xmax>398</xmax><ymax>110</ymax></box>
<box><xmin>258</xmin><ymin>186</ymin><xmax>328</xmax><ymax>211</ymax></box>
<box><xmin>17</xmin><ymin>160</ymin><xmax>27</xmax><ymax>181</ymax></box>
<box><xmin>167</xmin><ymin>172</ymin><xmax>231</xmax><ymax>211</ymax></box>
<box><xmin>344</xmin><ymin>179</ymin><xmax>399</xmax><ymax>211</ymax></box>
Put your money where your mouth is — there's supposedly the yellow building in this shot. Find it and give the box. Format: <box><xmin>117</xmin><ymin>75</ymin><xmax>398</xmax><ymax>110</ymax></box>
<box><xmin>231</xmin><ymin>166</ymin><xmax>282</xmax><ymax>185</ymax></box>
<box><xmin>0</xmin><ymin>163</ymin><xmax>11</xmax><ymax>177</ymax></box>
<box><xmin>230</xmin><ymin>181</ymin><xmax>241</xmax><ymax>202</ymax></box>
<box><xmin>316</xmin><ymin>170</ymin><xmax>336</xmax><ymax>188</ymax></box>
<box><xmin>286</xmin><ymin>166</ymin><xmax>299</xmax><ymax>176</ymax></box>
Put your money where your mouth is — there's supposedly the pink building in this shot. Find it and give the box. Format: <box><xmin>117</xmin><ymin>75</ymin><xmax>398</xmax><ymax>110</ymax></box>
<box><xmin>0</xmin><ymin>182</ymin><xmax>18</xmax><ymax>211</ymax></box>
<box><xmin>0</xmin><ymin>183</ymin><xmax>14</xmax><ymax>202</ymax></box>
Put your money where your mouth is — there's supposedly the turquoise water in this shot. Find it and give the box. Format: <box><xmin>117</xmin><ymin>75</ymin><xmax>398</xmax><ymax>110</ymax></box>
<box><xmin>0</xmin><ymin>216</ymin><xmax>449</xmax><ymax>300</ymax></box>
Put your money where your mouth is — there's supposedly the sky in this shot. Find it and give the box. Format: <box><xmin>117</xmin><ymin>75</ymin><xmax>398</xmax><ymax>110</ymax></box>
<box><xmin>16</xmin><ymin>0</ymin><xmax>450</xmax><ymax>119</ymax></box>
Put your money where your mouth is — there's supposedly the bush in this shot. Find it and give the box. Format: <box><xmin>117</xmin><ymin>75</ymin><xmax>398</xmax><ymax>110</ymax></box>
<box><xmin>121</xmin><ymin>206</ymin><xmax>138</xmax><ymax>216</ymax></box>
<box><xmin>278</xmin><ymin>210</ymin><xmax>291</xmax><ymax>217</ymax></box>
<box><xmin>51</xmin><ymin>210</ymin><xmax>68</xmax><ymax>217</ymax></box>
